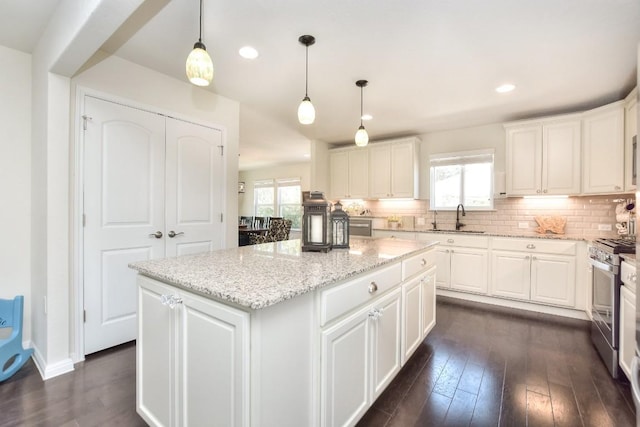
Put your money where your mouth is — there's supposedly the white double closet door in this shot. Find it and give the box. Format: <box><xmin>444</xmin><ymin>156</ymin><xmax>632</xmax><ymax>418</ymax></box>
<box><xmin>83</xmin><ymin>96</ymin><xmax>225</xmax><ymax>355</ymax></box>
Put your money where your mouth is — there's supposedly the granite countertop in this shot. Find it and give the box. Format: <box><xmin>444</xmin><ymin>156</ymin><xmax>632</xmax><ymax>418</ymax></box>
<box><xmin>129</xmin><ymin>237</ymin><xmax>437</xmax><ymax>310</ymax></box>
<box><xmin>372</xmin><ymin>226</ymin><xmax>593</xmax><ymax>242</ymax></box>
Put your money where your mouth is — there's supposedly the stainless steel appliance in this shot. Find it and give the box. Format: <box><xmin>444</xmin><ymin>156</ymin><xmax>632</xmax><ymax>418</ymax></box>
<box><xmin>589</xmin><ymin>238</ymin><xmax>635</xmax><ymax>378</ymax></box>
<box><xmin>349</xmin><ymin>218</ymin><xmax>372</xmax><ymax>237</ymax></box>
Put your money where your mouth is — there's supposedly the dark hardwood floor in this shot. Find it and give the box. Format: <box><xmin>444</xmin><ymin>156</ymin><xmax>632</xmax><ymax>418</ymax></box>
<box><xmin>359</xmin><ymin>297</ymin><xmax>637</xmax><ymax>427</ymax></box>
<box><xmin>0</xmin><ymin>297</ymin><xmax>636</xmax><ymax>426</ymax></box>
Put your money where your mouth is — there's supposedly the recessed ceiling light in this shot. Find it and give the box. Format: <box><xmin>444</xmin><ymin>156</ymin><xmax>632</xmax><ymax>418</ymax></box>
<box><xmin>303</xmin><ymin>153</ymin><xmax>311</xmax><ymax>158</ymax></box>
<box><xmin>496</xmin><ymin>83</ymin><xmax>515</xmax><ymax>93</ymax></box>
<box><xmin>361</xmin><ymin>114</ymin><xmax>373</xmax><ymax>121</ymax></box>
<box><xmin>239</xmin><ymin>46</ymin><xmax>259</xmax><ymax>59</ymax></box>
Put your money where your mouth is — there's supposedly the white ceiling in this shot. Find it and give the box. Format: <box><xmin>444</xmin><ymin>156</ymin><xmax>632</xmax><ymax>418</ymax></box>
<box><xmin>2</xmin><ymin>0</ymin><xmax>640</xmax><ymax>171</ymax></box>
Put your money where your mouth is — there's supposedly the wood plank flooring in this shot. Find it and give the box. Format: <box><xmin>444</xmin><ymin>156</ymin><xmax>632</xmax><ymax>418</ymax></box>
<box><xmin>358</xmin><ymin>296</ymin><xmax>637</xmax><ymax>426</ymax></box>
<box><xmin>0</xmin><ymin>297</ymin><xmax>635</xmax><ymax>426</ymax></box>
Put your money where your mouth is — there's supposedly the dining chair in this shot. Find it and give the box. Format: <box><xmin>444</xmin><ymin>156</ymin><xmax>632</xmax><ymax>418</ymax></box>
<box><xmin>249</xmin><ymin>219</ymin><xmax>292</xmax><ymax>244</ymax></box>
<box><xmin>253</xmin><ymin>216</ymin><xmax>266</xmax><ymax>228</ymax></box>
<box><xmin>0</xmin><ymin>296</ymin><xmax>34</xmax><ymax>382</ymax></box>
<box><xmin>240</xmin><ymin>216</ymin><xmax>253</xmax><ymax>226</ymax></box>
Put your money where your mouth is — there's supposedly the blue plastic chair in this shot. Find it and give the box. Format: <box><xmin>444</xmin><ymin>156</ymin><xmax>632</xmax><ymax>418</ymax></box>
<box><xmin>0</xmin><ymin>296</ymin><xmax>33</xmax><ymax>382</ymax></box>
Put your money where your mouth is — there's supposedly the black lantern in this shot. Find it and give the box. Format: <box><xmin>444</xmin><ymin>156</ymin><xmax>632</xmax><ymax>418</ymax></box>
<box><xmin>331</xmin><ymin>202</ymin><xmax>349</xmax><ymax>249</ymax></box>
<box><xmin>302</xmin><ymin>191</ymin><xmax>332</xmax><ymax>252</ymax></box>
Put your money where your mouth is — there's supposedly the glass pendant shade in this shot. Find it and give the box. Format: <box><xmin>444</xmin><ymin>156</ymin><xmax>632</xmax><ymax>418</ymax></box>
<box><xmin>298</xmin><ymin>96</ymin><xmax>315</xmax><ymax>124</ymax></box>
<box><xmin>186</xmin><ymin>42</ymin><xmax>214</xmax><ymax>87</ymax></box>
<box><xmin>355</xmin><ymin>125</ymin><xmax>369</xmax><ymax>147</ymax></box>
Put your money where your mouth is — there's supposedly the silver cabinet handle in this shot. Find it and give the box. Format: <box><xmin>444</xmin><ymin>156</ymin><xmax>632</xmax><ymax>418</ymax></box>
<box><xmin>629</xmin><ymin>273</ymin><xmax>637</xmax><ymax>283</ymax></box>
<box><xmin>525</xmin><ymin>255</ymin><xmax>530</xmax><ymax>260</ymax></box>
<box><xmin>149</xmin><ymin>231</ymin><xmax>163</xmax><ymax>239</ymax></box>
<box><xmin>368</xmin><ymin>282</ymin><xmax>378</xmax><ymax>294</ymax></box>
<box><xmin>420</xmin><ymin>258</ymin><xmax>427</xmax><ymax>266</ymax></box>
<box><xmin>532</xmin><ymin>256</ymin><xmax>537</xmax><ymax>261</ymax></box>
<box><xmin>526</xmin><ymin>243</ymin><xmax>535</xmax><ymax>249</ymax></box>
<box><xmin>543</xmin><ymin>189</ymin><xmax>548</xmax><ymax>193</ymax></box>
<box><xmin>168</xmin><ymin>231</ymin><xmax>184</xmax><ymax>238</ymax></box>
<box><xmin>368</xmin><ymin>307</ymin><xmax>383</xmax><ymax>319</ymax></box>
<box><xmin>160</xmin><ymin>294</ymin><xmax>183</xmax><ymax>309</ymax></box>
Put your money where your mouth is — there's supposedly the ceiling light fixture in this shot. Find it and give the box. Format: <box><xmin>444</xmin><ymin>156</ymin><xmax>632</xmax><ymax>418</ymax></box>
<box><xmin>239</xmin><ymin>46</ymin><xmax>259</xmax><ymax>59</ymax></box>
<box><xmin>355</xmin><ymin>80</ymin><xmax>369</xmax><ymax>147</ymax></box>
<box><xmin>185</xmin><ymin>0</ymin><xmax>214</xmax><ymax>87</ymax></box>
<box><xmin>361</xmin><ymin>114</ymin><xmax>373</xmax><ymax>121</ymax></box>
<box><xmin>298</xmin><ymin>35</ymin><xmax>316</xmax><ymax>125</ymax></box>
<box><xmin>496</xmin><ymin>83</ymin><xmax>515</xmax><ymax>93</ymax></box>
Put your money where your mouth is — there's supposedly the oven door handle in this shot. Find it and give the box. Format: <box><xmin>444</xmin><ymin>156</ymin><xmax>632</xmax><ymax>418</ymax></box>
<box><xmin>588</xmin><ymin>256</ymin><xmax>616</xmax><ymax>273</ymax></box>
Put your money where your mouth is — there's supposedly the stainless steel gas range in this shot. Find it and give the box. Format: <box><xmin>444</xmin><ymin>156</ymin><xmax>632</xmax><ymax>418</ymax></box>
<box><xmin>589</xmin><ymin>238</ymin><xmax>636</xmax><ymax>378</ymax></box>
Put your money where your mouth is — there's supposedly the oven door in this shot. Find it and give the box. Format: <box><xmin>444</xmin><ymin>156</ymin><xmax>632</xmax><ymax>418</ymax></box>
<box><xmin>590</xmin><ymin>257</ymin><xmax>618</xmax><ymax>346</ymax></box>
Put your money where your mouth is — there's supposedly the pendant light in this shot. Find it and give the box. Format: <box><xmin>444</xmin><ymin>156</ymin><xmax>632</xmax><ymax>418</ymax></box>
<box><xmin>298</xmin><ymin>35</ymin><xmax>316</xmax><ymax>125</ymax></box>
<box><xmin>355</xmin><ymin>80</ymin><xmax>369</xmax><ymax>147</ymax></box>
<box><xmin>185</xmin><ymin>0</ymin><xmax>214</xmax><ymax>87</ymax></box>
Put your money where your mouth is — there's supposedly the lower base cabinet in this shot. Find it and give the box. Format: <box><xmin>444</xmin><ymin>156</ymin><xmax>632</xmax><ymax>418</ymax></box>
<box><xmin>137</xmin><ymin>276</ymin><xmax>250</xmax><ymax>427</ymax></box>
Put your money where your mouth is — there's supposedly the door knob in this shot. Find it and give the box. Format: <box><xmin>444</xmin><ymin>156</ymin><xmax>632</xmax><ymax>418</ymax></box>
<box><xmin>168</xmin><ymin>231</ymin><xmax>184</xmax><ymax>238</ymax></box>
<box><xmin>149</xmin><ymin>231</ymin><xmax>163</xmax><ymax>239</ymax></box>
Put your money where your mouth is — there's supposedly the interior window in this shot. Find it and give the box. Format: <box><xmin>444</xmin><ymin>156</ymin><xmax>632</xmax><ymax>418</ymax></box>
<box><xmin>253</xmin><ymin>178</ymin><xmax>302</xmax><ymax>229</ymax></box>
<box><xmin>429</xmin><ymin>150</ymin><xmax>494</xmax><ymax>211</ymax></box>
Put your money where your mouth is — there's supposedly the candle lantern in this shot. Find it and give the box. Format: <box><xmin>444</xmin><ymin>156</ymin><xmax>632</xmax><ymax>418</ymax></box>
<box><xmin>331</xmin><ymin>202</ymin><xmax>350</xmax><ymax>249</ymax></box>
<box><xmin>302</xmin><ymin>191</ymin><xmax>332</xmax><ymax>252</ymax></box>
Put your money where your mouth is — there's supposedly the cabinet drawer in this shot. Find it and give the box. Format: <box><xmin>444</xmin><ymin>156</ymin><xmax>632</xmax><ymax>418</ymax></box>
<box><xmin>402</xmin><ymin>249</ymin><xmax>435</xmax><ymax>280</ymax></box>
<box><xmin>320</xmin><ymin>263</ymin><xmax>402</xmax><ymax>326</ymax></box>
<box><xmin>622</xmin><ymin>260</ymin><xmax>636</xmax><ymax>294</ymax></box>
<box><xmin>492</xmin><ymin>237</ymin><xmax>576</xmax><ymax>255</ymax></box>
<box><xmin>437</xmin><ymin>234</ymin><xmax>489</xmax><ymax>248</ymax></box>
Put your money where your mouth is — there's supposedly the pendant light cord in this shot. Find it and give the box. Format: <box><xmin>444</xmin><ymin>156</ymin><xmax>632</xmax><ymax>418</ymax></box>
<box><xmin>305</xmin><ymin>45</ymin><xmax>309</xmax><ymax>97</ymax></box>
<box><xmin>360</xmin><ymin>85</ymin><xmax>364</xmax><ymax>126</ymax></box>
<box><xmin>198</xmin><ymin>0</ymin><xmax>203</xmax><ymax>42</ymax></box>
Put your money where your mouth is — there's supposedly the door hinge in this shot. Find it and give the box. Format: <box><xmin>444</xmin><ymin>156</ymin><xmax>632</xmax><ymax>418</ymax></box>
<box><xmin>83</xmin><ymin>310</ymin><xmax>86</xmax><ymax>323</ymax></box>
<box><xmin>82</xmin><ymin>214</ymin><xmax>86</xmax><ymax>227</ymax></box>
<box><xmin>82</xmin><ymin>115</ymin><xmax>92</xmax><ymax>131</ymax></box>
<box><xmin>220</xmin><ymin>213</ymin><xmax>224</xmax><ymax>222</ymax></box>
<box><xmin>218</xmin><ymin>145</ymin><xmax>224</xmax><ymax>156</ymax></box>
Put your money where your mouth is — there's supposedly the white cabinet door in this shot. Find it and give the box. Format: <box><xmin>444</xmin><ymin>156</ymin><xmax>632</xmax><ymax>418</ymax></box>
<box><xmin>321</xmin><ymin>305</ymin><xmax>370</xmax><ymax>427</ymax></box>
<box><xmin>138</xmin><ymin>279</ymin><xmax>175</xmax><ymax>427</ymax></box>
<box><xmin>624</xmin><ymin>91</ymin><xmax>637</xmax><ymax>191</ymax></box>
<box><xmin>348</xmin><ymin>149</ymin><xmax>369</xmax><ymax>198</ymax></box>
<box><xmin>369</xmin><ymin>144</ymin><xmax>392</xmax><ymax>198</ymax></box>
<box><xmin>402</xmin><ymin>276</ymin><xmax>422</xmax><ymax>364</ymax></box>
<box><xmin>620</xmin><ymin>285</ymin><xmax>636</xmax><ymax>380</ymax></box>
<box><xmin>390</xmin><ymin>142</ymin><xmax>416</xmax><ymax>198</ymax></box>
<box><xmin>543</xmin><ymin>120</ymin><xmax>581</xmax><ymax>195</ymax></box>
<box><xmin>421</xmin><ymin>267</ymin><xmax>437</xmax><ymax>339</ymax></box>
<box><xmin>582</xmin><ymin>102</ymin><xmax>625</xmax><ymax>194</ymax></box>
<box><xmin>506</xmin><ymin>125</ymin><xmax>542</xmax><ymax>195</ymax></box>
<box><xmin>371</xmin><ymin>289</ymin><xmax>402</xmax><ymax>400</ymax></box>
<box><xmin>179</xmin><ymin>291</ymin><xmax>250</xmax><ymax>427</ymax></box>
<box><xmin>491</xmin><ymin>251</ymin><xmax>530</xmax><ymax>300</ymax></box>
<box><xmin>530</xmin><ymin>254</ymin><xmax>576</xmax><ymax>307</ymax></box>
<box><xmin>330</xmin><ymin>151</ymin><xmax>350</xmax><ymax>199</ymax></box>
<box><xmin>435</xmin><ymin>247</ymin><xmax>451</xmax><ymax>289</ymax></box>
<box><xmin>450</xmin><ymin>248</ymin><xmax>488</xmax><ymax>294</ymax></box>
<box><xmin>137</xmin><ymin>277</ymin><xmax>249</xmax><ymax>427</ymax></box>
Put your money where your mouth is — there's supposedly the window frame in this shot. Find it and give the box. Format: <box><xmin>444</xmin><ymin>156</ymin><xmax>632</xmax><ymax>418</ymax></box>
<box><xmin>253</xmin><ymin>178</ymin><xmax>303</xmax><ymax>230</ymax></box>
<box><xmin>429</xmin><ymin>149</ymin><xmax>495</xmax><ymax>211</ymax></box>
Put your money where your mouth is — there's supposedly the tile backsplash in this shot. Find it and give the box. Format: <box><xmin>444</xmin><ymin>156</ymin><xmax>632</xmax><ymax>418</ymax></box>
<box><xmin>356</xmin><ymin>195</ymin><xmax>636</xmax><ymax>238</ymax></box>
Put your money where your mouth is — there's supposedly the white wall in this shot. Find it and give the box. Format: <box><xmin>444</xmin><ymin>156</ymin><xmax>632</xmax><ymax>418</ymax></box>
<box><xmin>239</xmin><ymin>162</ymin><xmax>311</xmax><ymax>216</ymax></box>
<box><xmin>417</xmin><ymin>123</ymin><xmax>506</xmax><ymax>199</ymax></box>
<box><xmin>0</xmin><ymin>45</ymin><xmax>32</xmax><ymax>340</ymax></box>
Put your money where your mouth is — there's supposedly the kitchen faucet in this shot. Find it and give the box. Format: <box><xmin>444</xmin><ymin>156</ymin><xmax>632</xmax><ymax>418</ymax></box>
<box><xmin>455</xmin><ymin>204</ymin><xmax>466</xmax><ymax>230</ymax></box>
<box><xmin>431</xmin><ymin>210</ymin><xmax>438</xmax><ymax>230</ymax></box>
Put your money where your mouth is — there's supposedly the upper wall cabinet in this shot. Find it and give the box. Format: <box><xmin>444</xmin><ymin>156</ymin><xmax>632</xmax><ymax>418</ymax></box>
<box><xmin>329</xmin><ymin>137</ymin><xmax>420</xmax><ymax>200</ymax></box>
<box><xmin>624</xmin><ymin>87</ymin><xmax>638</xmax><ymax>192</ymax></box>
<box><xmin>369</xmin><ymin>138</ymin><xmax>419</xmax><ymax>199</ymax></box>
<box><xmin>329</xmin><ymin>147</ymin><xmax>369</xmax><ymax>199</ymax></box>
<box><xmin>582</xmin><ymin>101</ymin><xmax>625</xmax><ymax>194</ymax></box>
<box><xmin>505</xmin><ymin>115</ymin><xmax>581</xmax><ymax>196</ymax></box>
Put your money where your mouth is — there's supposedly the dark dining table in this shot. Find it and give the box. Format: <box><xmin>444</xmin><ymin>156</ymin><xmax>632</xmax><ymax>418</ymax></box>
<box><xmin>238</xmin><ymin>226</ymin><xmax>269</xmax><ymax>246</ymax></box>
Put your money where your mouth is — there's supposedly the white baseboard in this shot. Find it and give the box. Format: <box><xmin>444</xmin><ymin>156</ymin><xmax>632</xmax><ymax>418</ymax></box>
<box><xmin>32</xmin><ymin>344</ymin><xmax>75</xmax><ymax>380</ymax></box>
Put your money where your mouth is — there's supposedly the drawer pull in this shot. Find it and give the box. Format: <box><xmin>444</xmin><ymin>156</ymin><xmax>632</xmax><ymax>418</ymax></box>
<box><xmin>629</xmin><ymin>273</ymin><xmax>637</xmax><ymax>283</ymax></box>
<box><xmin>368</xmin><ymin>308</ymin><xmax>383</xmax><ymax>319</ymax></box>
<box><xmin>447</xmin><ymin>238</ymin><xmax>454</xmax><ymax>243</ymax></box>
<box><xmin>420</xmin><ymin>258</ymin><xmax>427</xmax><ymax>266</ymax></box>
<box><xmin>368</xmin><ymin>282</ymin><xmax>378</xmax><ymax>294</ymax></box>
<box><xmin>526</xmin><ymin>244</ymin><xmax>536</xmax><ymax>249</ymax></box>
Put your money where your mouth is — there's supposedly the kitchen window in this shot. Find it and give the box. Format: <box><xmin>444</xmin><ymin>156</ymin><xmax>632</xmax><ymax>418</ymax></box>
<box><xmin>429</xmin><ymin>149</ymin><xmax>494</xmax><ymax>211</ymax></box>
<box><xmin>254</xmin><ymin>178</ymin><xmax>303</xmax><ymax>229</ymax></box>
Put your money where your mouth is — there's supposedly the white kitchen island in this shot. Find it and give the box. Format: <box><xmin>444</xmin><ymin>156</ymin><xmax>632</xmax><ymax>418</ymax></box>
<box><xmin>129</xmin><ymin>237</ymin><xmax>437</xmax><ymax>427</ymax></box>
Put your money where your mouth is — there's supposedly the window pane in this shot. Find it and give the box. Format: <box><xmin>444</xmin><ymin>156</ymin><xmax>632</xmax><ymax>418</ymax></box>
<box><xmin>278</xmin><ymin>186</ymin><xmax>301</xmax><ymax>204</ymax></box>
<box><xmin>433</xmin><ymin>165</ymin><xmax>462</xmax><ymax>208</ymax></box>
<box><xmin>463</xmin><ymin>163</ymin><xmax>492</xmax><ymax>208</ymax></box>
<box><xmin>280</xmin><ymin>204</ymin><xmax>302</xmax><ymax>229</ymax></box>
<box><xmin>255</xmin><ymin>187</ymin><xmax>274</xmax><ymax>204</ymax></box>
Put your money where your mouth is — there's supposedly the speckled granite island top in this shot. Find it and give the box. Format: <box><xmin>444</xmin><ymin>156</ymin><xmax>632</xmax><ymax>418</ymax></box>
<box><xmin>129</xmin><ymin>237</ymin><xmax>437</xmax><ymax>310</ymax></box>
